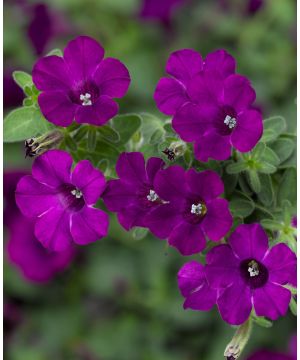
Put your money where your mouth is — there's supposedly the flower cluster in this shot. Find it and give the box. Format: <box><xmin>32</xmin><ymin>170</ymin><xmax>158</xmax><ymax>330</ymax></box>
<box><xmin>15</xmin><ymin>149</ymin><xmax>109</xmax><ymax>252</ymax></box>
<box><xmin>178</xmin><ymin>223</ymin><xmax>296</xmax><ymax>325</ymax></box>
<box><xmin>103</xmin><ymin>152</ymin><xmax>232</xmax><ymax>255</ymax></box>
<box><xmin>33</xmin><ymin>36</ymin><xmax>130</xmax><ymax>127</ymax></box>
<box><xmin>154</xmin><ymin>48</ymin><xmax>263</xmax><ymax>161</ymax></box>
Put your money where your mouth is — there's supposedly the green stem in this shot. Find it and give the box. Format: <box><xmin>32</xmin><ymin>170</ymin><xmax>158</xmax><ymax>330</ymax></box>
<box><xmin>224</xmin><ymin>317</ymin><xmax>252</xmax><ymax>359</ymax></box>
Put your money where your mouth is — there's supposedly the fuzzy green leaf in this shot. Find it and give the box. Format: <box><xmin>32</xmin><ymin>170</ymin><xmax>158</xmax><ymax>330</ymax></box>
<box><xmin>226</xmin><ymin>161</ymin><xmax>248</xmax><ymax>174</ymax></box>
<box><xmin>98</xmin><ymin>125</ymin><xmax>120</xmax><ymax>143</ymax></box>
<box><xmin>230</xmin><ymin>193</ymin><xmax>255</xmax><ymax>218</ymax></box>
<box><xmin>112</xmin><ymin>114</ymin><xmax>142</xmax><ymax>145</ymax></box>
<box><xmin>247</xmin><ymin>170</ymin><xmax>261</xmax><ymax>193</ymax></box>
<box><xmin>257</xmin><ymin>174</ymin><xmax>274</xmax><ymax>206</ymax></box>
<box><xmin>277</xmin><ymin>168</ymin><xmax>296</xmax><ymax>206</ymax></box>
<box><xmin>261</xmin><ymin>116</ymin><xmax>286</xmax><ymax>142</ymax></box>
<box><xmin>12</xmin><ymin>71</ymin><xmax>33</xmax><ymax>89</ymax></box>
<box><xmin>270</xmin><ymin>138</ymin><xmax>295</xmax><ymax>164</ymax></box>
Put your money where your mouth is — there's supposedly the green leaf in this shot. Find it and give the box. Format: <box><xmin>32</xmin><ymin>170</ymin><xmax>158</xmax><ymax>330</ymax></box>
<box><xmin>98</xmin><ymin>125</ymin><xmax>120</xmax><ymax>143</ymax></box>
<box><xmin>149</xmin><ymin>128</ymin><xmax>164</xmax><ymax>145</ymax></box>
<box><xmin>251</xmin><ymin>142</ymin><xmax>266</xmax><ymax>159</ymax></box>
<box><xmin>223</xmin><ymin>172</ymin><xmax>238</xmax><ymax>197</ymax></box>
<box><xmin>260</xmin><ymin>219</ymin><xmax>283</xmax><ymax>231</ymax></box>
<box><xmin>252</xmin><ymin>315</ymin><xmax>273</xmax><ymax>328</ymax></box>
<box><xmin>261</xmin><ymin>116</ymin><xmax>286</xmax><ymax>142</ymax></box>
<box><xmin>257</xmin><ymin>174</ymin><xmax>274</xmax><ymax>206</ymax></box>
<box><xmin>97</xmin><ymin>159</ymin><xmax>109</xmax><ymax>173</ymax></box>
<box><xmin>258</xmin><ymin>162</ymin><xmax>277</xmax><ymax>174</ymax></box>
<box><xmin>65</xmin><ymin>134</ymin><xmax>77</xmax><ymax>151</ymax></box>
<box><xmin>260</xmin><ymin>146</ymin><xmax>280</xmax><ymax>166</ymax></box>
<box><xmin>247</xmin><ymin>170</ymin><xmax>261</xmax><ymax>193</ymax></box>
<box><xmin>112</xmin><ymin>114</ymin><xmax>141</xmax><ymax>145</ymax></box>
<box><xmin>132</xmin><ymin>227</ymin><xmax>148</xmax><ymax>240</ymax></box>
<box><xmin>46</xmin><ymin>48</ymin><xmax>63</xmax><ymax>57</ymax></box>
<box><xmin>277</xmin><ymin>168</ymin><xmax>296</xmax><ymax>206</ymax></box>
<box><xmin>87</xmin><ymin>128</ymin><xmax>97</xmax><ymax>151</ymax></box>
<box><xmin>289</xmin><ymin>297</ymin><xmax>297</xmax><ymax>316</ymax></box>
<box><xmin>73</xmin><ymin>126</ymin><xmax>89</xmax><ymax>142</ymax></box>
<box><xmin>3</xmin><ymin>107</ymin><xmax>54</xmax><ymax>142</ymax></box>
<box><xmin>270</xmin><ymin>138</ymin><xmax>295</xmax><ymax>164</ymax></box>
<box><xmin>230</xmin><ymin>193</ymin><xmax>255</xmax><ymax>218</ymax></box>
<box><xmin>12</xmin><ymin>70</ymin><xmax>33</xmax><ymax>89</ymax></box>
<box><xmin>226</xmin><ymin>161</ymin><xmax>248</xmax><ymax>174</ymax></box>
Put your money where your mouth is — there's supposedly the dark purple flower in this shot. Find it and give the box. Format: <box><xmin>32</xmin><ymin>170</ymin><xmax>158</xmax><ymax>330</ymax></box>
<box><xmin>247</xmin><ymin>0</ymin><xmax>264</xmax><ymax>15</ymax></box>
<box><xmin>15</xmin><ymin>149</ymin><xmax>109</xmax><ymax>251</ymax></box>
<box><xmin>6</xmin><ymin>215</ymin><xmax>75</xmax><ymax>283</ymax></box>
<box><xmin>154</xmin><ymin>48</ymin><xmax>263</xmax><ymax>161</ymax></box>
<box><xmin>206</xmin><ymin>223</ymin><xmax>296</xmax><ymax>325</ymax></box>
<box><xmin>178</xmin><ymin>260</ymin><xmax>217</xmax><ymax>311</ymax></box>
<box><xmin>32</xmin><ymin>36</ymin><xmax>131</xmax><ymax>127</ymax></box>
<box><xmin>102</xmin><ymin>152</ymin><xmax>165</xmax><ymax>230</ymax></box>
<box><xmin>139</xmin><ymin>0</ymin><xmax>185</xmax><ymax>26</ymax></box>
<box><xmin>3</xmin><ymin>69</ymin><xmax>25</xmax><ymax>109</ymax></box>
<box><xmin>291</xmin><ymin>216</ymin><xmax>297</xmax><ymax>228</ymax></box>
<box><xmin>247</xmin><ymin>350</ymin><xmax>293</xmax><ymax>360</ymax></box>
<box><xmin>145</xmin><ymin>166</ymin><xmax>232</xmax><ymax>255</ymax></box>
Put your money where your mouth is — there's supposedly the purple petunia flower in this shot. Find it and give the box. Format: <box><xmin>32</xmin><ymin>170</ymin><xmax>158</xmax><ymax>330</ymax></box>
<box><xmin>144</xmin><ymin>166</ymin><xmax>232</xmax><ymax>255</ymax></box>
<box><xmin>15</xmin><ymin>149</ymin><xmax>109</xmax><ymax>251</ymax></box>
<box><xmin>4</xmin><ymin>170</ymin><xmax>75</xmax><ymax>283</ymax></box>
<box><xmin>32</xmin><ymin>36</ymin><xmax>131</xmax><ymax>127</ymax></box>
<box><xmin>154</xmin><ymin>48</ymin><xmax>263</xmax><ymax>161</ymax></box>
<box><xmin>206</xmin><ymin>223</ymin><xmax>296</xmax><ymax>325</ymax></box>
<box><xmin>7</xmin><ymin>215</ymin><xmax>75</xmax><ymax>283</ymax></box>
<box><xmin>178</xmin><ymin>260</ymin><xmax>217</xmax><ymax>311</ymax></box>
<box><xmin>3</xmin><ymin>69</ymin><xmax>25</xmax><ymax>109</ymax></box>
<box><xmin>139</xmin><ymin>0</ymin><xmax>185</xmax><ymax>26</ymax></box>
<box><xmin>291</xmin><ymin>215</ymin><xmax>297</xmax><ymax>228</ymax></box>
<box><xmin>102</xmin><ymin>152</ymin><xmax>165</xmax><ymax>230</ymax></box>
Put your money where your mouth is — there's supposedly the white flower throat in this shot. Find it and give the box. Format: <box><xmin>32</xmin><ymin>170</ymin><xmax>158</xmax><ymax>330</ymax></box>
<box><xmin>71</xmin><ymin>188</ymin><xmax>83</xmax><ymax>199</ymax></box>
<box><xmin>224</xmin><ymin>115</ymin><xmax>237</xmax><ymax>129</ymax></box>
<box><xmin>80</xmin><ymin>93</ymin><xmax>92</xmax><ymax>106</ymax></box>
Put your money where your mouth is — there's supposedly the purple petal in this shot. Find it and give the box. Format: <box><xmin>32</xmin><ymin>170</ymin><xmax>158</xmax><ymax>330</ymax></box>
<box><xmin>15</xmin><ymin>175</ymin><xmax>59</xmax><ymax>218</ymax></box>
<box><xmin>70</xmin><ymin>207</ymin><xmax>109</xmax><ymax>245</ymax></box>
<box><xmin>206</xmin><ymin>244</ymin><xmax>239</xmax><ymax>289</ymax></box>
<box><xmin>34</xmin><ymin>207</ymin><xmax>72</xmax><ymax>251</ymax></box>
<box><xmin>75</xmin><ymin>95</ymin><xmax>118</xmax><ymax>126</ymax></box>
<box><xmin>217</xmin><ymin>281</ymin><xmax>252</xmax><ymax>325</ymax></box>
<box><xmin>204</xmin><ymin>49</ymin><xmax>236</xmax><ymax>78</ymax></box>
<box><xmin>154</xmin><ymin>77</ymin><xmax>189</xmax><ymax>115</ymax></box>
<box><xmin>202</xmin><ymin>198</ymin><xmax>232</xmax><ymax>241</ymax></box>
<box><xmin>102</xmin><ymin>179</ymin><xmax>137</xmax><ymax>212</ymax></box>
<box><xmin>154</xmin><ymin>165</ymin><xmax>187</xmax><ymax>201</ymax></box>
<box><xmin>63</xmin><ymin>36</ymin><xmax>104</xmax><ymax>81</ymax></box>
<box><xmin>183</xmin><ymin>281</ymin><xmax>217</xmax><ymax>311</ymax></box>
<box><xmin>172</xmin><ymin>102</ymin><xmax>215</xmax><ymax>141</ymax></box>
<box><xmin>185</xmin><ymin>169</ymin><xmax>224</xmax><ymax>201</ymax></box>
<box><xmin>94</xmin><ymin>57</ymin><xmax>130</xmax><ymax>98</ymax></box>
<box><xmin>38</xmin><ymin>91</ymin><xmax>75</xmax><ymax>127</ymax></box>
<box><xmin>117</xmin><ymin>204</ymin><xmax>147</xmax><ymax>230</ymax></box>
<box><xmin>229</xmin><ymin>223</ymin><xmax>269</xmax><ymax>261</ymax></box>
<box><xmin>145</xmin><ymin>203</ymin><xmax>182</xmax><ymax>239</ymax></box>
<box><xmin>166</xmin><ymin>49</ymin><xmax>203</xmax><ymax>83</ymax></box>
<box><xmin>178</xmin><ymin>260</ymin><xmax>205</xmax><ymax>297</ymax></box>
<box><xmin>146</xmin><ymin>157</ymin><xmax>165</xmax><ymax>184</ymax></box>
<box><xmin>32</xmin><ymin>55</ymin><xmax>71</xmax><ymax>91</ymax></box>
<box><xmin>168</xmin><ymin>221</ymin><xmax>206</xmax><ymax>255</ymax></box>
<box><xmin>32</xmin><ymin>149</ymin><xmax>72</xmax><ymax>188</ymax></box>
<box><xmin>231</xmin><ymin>109</ymin><xmax>263</xmax><ymax>152</ymax></box>
<box><xmin>224</xmin><ymin>74</ymin><xmax>256</xmax><ymax>112</ymax></box>
<box><xmin>71</xmin><ymin>160</ymin><xmax>106</xmax><ymax>205</ymax></box>
<box><xmin>253</xmin><ymin>283</ymin><xmax>291</xmax><ymax>320</ymax></box>
<box><xmin>187</xmin><ymin>70</ymin><xmax>223</xmax><ymax>104</ymax></box>
<box><xmin>194</xmin><ymin>132</ymin><xmax>232</xmax><ymax>162</ymax></box>
<box><xmin>263</xmin><ymin>243</ymin><xmax>297</xmax><ymax>286</ymax></box>
<box><xmin>116</xmin><ymin>152</ymin><xmax>147</xmax><ymax>185</ymax></box>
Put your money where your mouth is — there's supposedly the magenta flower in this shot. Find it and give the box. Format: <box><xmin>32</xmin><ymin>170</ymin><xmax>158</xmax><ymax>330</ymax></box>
<box><xmin>32</xmin><ymin>36</ymin><xmax>130</xmax><ymax>127</ymax></box>
<box><xmin>145</xmin><ymin>166</ymin><xmax>232</xmax><ymax>255</ymax></box>
<box><xmin>154</xmin><ymin>48</ymin><xmax>263</xmax><ymax>161</ymax></box>
<box><xmin>247</xmin><ymin>350</ymin><xmax>293</xmax><ymax>360</ymax></box>
<box><xmin>7</xmin><ymin>215</ymin><xmax>75</xmax><ymax>283</ymax></box>
<box><xmin>139</xmin><ymin>0</ymin><xmax>185</xmax><ymax>26</ymax></box>
<box><xmin>206</xmin><ymin>223</ymin><xmax>296</xmax><ymax>325</ymax></box>
<box><xmin>178</xmin><ymin>260</ymin><xmax>217</xmax><ymax>311</ymax></box>
<box><xmin>3</xmin><ymin>69</ymin><xmax>25</xmax><ymax>109</ymax></box>
<box><xmin>102</xmin><ymin>152</ymin><xmax>165</xmax><ymax>230</ymax></box>
<box><xmin>15</xmin><ymin>149</ymin><xmax>109</xmax><ymax>251</ymax></box>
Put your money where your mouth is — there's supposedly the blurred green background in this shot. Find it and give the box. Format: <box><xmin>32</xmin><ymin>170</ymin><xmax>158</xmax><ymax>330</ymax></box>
<box><xmin>4</xmin><ymin>0</ymin><xmax>296</xmax><ymax>359</ymax></box>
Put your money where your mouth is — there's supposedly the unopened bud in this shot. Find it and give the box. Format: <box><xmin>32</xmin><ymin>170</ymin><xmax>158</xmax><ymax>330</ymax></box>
<box><xmin>224</xmin><ymin>318</ymin><xmax>252</xmax><ymax>360</ymax></box>
<box><xmin>25</xmin><ymin>130</ymin><xmax>63</xmax><ymax>158</ymax></box>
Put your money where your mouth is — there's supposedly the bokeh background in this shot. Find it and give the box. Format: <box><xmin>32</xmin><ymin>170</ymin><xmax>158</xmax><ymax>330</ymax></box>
<box><xmin>3</xmin><ymin>0</ymin><xmax>297</xmax><ymax>359</ymax></box>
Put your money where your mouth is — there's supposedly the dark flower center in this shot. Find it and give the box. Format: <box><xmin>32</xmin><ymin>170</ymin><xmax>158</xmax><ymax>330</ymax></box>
<box><xmin>213</xmin><ymin>105</ymin><xmax>237</xmax><ymax>136</ymax></box>
<box><xmin>183</xmin><ymin>198</ymin><xmax>207</xmax><ymax>224</ymax></box>
<box><xmin>69</xmin><ymin>80</ymin><xmax>100</xmax><ymax>106</ymax></box>
<box><xmin>239</xmin><ymin>258</ymin><xmax>269</xmax><ymax>289</ymax></box>
<box><xmin>58</xmin><ymin>184</ymin><xmax>85</xmax><ymax>212</ymax></box>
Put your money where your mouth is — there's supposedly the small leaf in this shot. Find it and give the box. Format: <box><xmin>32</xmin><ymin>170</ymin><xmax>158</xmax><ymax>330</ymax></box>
<box><xmin>226</xmin><ymin>161</ymin><xmax>248</xmax><ymax>174</ymax></box>
<box><xmin>46</xmin><ymin>48</ymin><xmax>63</xmax><ymax>57</ymax></box>
<box><xmin>223</xmin><ymin>172</ymin><xmax>238</xmax><ymax>197</ymax></box>
<box><xmin>98</xmin><ymin>125</ymin><xmax>120</xmax><ymax>143</ymax></box>
<box><xmin>149</xmin><ymin>128</ymin><xmax>164</xmax><ymax>145</ymax></box>
<box><xmin>73</xmin><ymin>126</ymin><xmax>89</xmax><ymax>142</ymax></box>
<box><xmin>97</xmin><ymin>159</ymin><xmax>109</xmax><ymax>173</ymax></box>
<box><xmin>112</xmin><ymin>114</ymin><xmax>141</xmax><ymax>145</ymax></box>
<box><xmin>260</xmin><ymin>147</ymin><xmax>280</xmax><ymax>167</ymax></box>
<box><xmin>229</xmin><ymin>191</ymin><xmax>255</xmax><ymax>218</ymax></box>
<box><xmin>289</xmin><ymin>297</ymin><xmax>297</xmax><ymax>316</ymax></box>
<box><xmin>261</xmin><ymin>116</ymin><xmax>286</xmax><ymax>142</ymax></box>
<box><xmin>270</xmin><ymin>138</ymin><xmax>295</xmax><ymax>164</ymax></box>
<box><xmin>132</xmin><ymin>227</ymin><xmax>148</xmax><ymax>240</ymax></box>
<box><xmin>65</xmin><ymin>135</ymin><xmax>77</xmax><ymax>152</ymax></box>
<box><xmin>247</xmin><ymin>170</ymin><xmax>261</xmax><ymax>193</ymax></box>
<box><xmin>277</xmin><ymin>168</ymin><xmax>296</xmax><ymax>206</ymax></box>
<box><xmin>251</xmin><ymin>142</ymin><xmax>266</xmax><ymax>159</ymax></box>
<box><xmin>257</xmin><ymin>174</ymin><xmax>274</xmax><ymax>207</ymax></box>
<box><xmin>258</xmin><ymin>162</ymin><xmax>277</xmax><ymax>174</ymax></box>
<box><xmin>12</xmin><ymin>71</ymin><xmax>33</xmax><ymax>89</ymax></box>
<box><xmin>260</xmin><ymin>219</ymin><xmax>283</xmax><ymax>231</ymax></box>
<box><xmin>23</xmin><ymin>98</ymin><xmax>33</xmax><ymax>107</ymax></box>
<box><xmin>87</xmin><ymin>128</ymin><xmax>97</xmax><ymax>151</ymax></box>
<box><xmin>252</xmin><ymin>315</ymin><xmax>273</xmax><ymax>328</ymax></box>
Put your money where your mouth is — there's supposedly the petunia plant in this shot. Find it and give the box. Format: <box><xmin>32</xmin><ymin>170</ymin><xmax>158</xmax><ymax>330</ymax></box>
<box><xmin>3</xmin><ymin>35</ymin><xmax>296</xmax><ymax>359</ymax></box>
